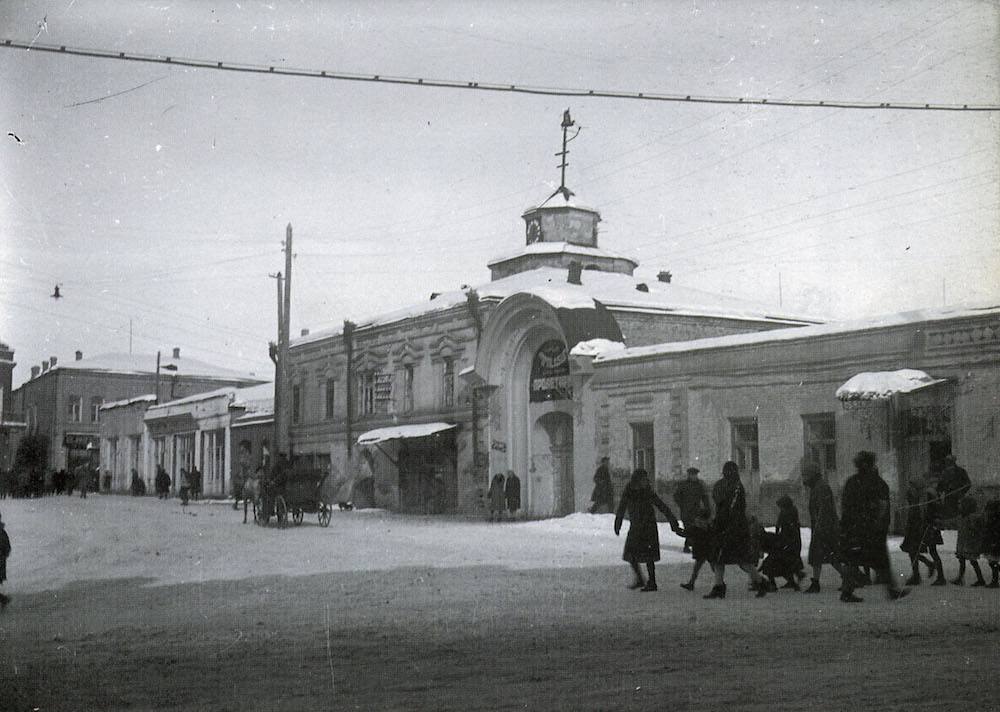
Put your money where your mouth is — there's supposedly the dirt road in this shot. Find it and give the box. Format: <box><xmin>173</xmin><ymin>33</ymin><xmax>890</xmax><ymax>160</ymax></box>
<box><xmin>1</xmin><ymin>498</ymin><xmax>998</xmax><ymax>711</ymax></box>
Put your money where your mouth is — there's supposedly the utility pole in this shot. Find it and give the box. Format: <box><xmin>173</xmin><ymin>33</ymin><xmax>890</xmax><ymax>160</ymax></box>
<box><xmin>275</xmin><ymin>223</ymin><xmax>293</xmax><ymax>457</ymax></box>
<box><xmin>270</xmin><ymin>271</ymin><xmax>284</xmax><ymax>459</ymax></box>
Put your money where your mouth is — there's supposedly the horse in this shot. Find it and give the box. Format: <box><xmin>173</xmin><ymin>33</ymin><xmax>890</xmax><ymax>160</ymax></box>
<box><xmin>239</xmin><ymin>472</ymin><xmax>263</xmax><ymax>524</ymax></box>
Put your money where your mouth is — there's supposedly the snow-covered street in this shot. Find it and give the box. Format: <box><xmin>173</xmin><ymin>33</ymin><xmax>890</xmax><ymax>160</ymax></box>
<box><xmin>1</xmin><ymin>495</ymin><xmax>997</xmax><ymax>712</ymax></box>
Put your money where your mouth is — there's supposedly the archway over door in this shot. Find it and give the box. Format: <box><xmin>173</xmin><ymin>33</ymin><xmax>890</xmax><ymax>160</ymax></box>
<box><xmin>531</xmin><ymin>411</ymin><xmax>574</xmax><ymax>517</ymax></box>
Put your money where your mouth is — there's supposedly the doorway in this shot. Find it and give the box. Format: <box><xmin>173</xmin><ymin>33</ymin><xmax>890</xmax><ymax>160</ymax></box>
<box><xmin>531</xmin><ymin>411</ymin><xmax>574</xmax><ymax>517</ymax></box>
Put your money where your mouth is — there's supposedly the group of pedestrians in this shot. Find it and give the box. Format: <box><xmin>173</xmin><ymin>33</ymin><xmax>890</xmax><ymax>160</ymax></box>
<box><xmin>486</xmin><ymin>470</ymin><xmax>521</xmax><ymax>521</ymax></box>
<box><xmin>612</xmin><ymin>450</ymin><xmax>1000</xmax><ymax>602</ymax></box>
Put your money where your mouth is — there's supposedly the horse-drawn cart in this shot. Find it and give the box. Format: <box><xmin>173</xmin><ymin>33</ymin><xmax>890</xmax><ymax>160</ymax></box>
<box><xmin>254</xmin><ymin>470</ymin><xmax>333</xmax><ymax>527</ymax></box>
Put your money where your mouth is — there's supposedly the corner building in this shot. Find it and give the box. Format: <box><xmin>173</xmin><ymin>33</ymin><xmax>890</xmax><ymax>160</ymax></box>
<box><xmin>287</xmin><ymin>184</ymin><xmax>815</xmax><ymax>517</ymax></box>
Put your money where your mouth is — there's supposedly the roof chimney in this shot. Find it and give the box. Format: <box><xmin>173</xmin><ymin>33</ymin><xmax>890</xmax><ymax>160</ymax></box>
<box><xmin>31</xmin><ymin>365</ymin><xmax>40</xmax><ymax>379</ymax></box>
<box><xmin>42</xmin><ymin>360</ymin><xmax>50</xmax><ymax>373</ymax></box>
<box><xmin>567</xmin><ymin>261</ymin><xmax>582</xmax><ymax>285</ymax></box>
<box><xmin>300</xmin><ymin>328</ymin><xmax>310</xmax><ymax>336</ymax></box>
<box><xmin>635</xmin><ymin>283</ymin><xmax>649</xmax><ymax>293</ymax></box>
<box><xmin>657</xmin><ymin>270</ymin><xmax>672</xmax><ymax>283</ymax></box>
<box><xmin>172</xmin><ymin>347</ymin><xmax>181</xmax><ymax>359</ymax></box>
<box><xmin>49</xmin><ymin>356</ymin><xmax>57</xmax><ymax>367</ymax></box>
<box><xmin>75</xmin><ymin>350</ymin><xmax>83</xmax><ymax>361</ymax></box>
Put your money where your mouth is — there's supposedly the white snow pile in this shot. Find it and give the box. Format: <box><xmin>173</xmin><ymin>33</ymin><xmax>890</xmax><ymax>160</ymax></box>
<box><xmin>570</xmin><ymin>339</ymin><xmax>626</xmax><ymax>358</ymax></box>
<box><xmin>836</xmin><ymin>369</ymin><xmax>946</xmax><ymax>401</ymax></box>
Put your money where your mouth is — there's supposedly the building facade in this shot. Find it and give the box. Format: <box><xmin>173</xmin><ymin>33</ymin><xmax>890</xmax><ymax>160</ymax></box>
<box><xmin>587</xmin><ymin>304</ymin><xmax>1000</xmax><ymax>527</ymax></box>
<box><xmin>12</xmin><ymin>348</ymin><xmax>267</xmax><ymax>476</ymax></box>
<box><xmin>285</xmin><ymin>183</ymin><xmax>816</xmax><ymax>517</ymax></box>
<box><xmin>0</xmin><ymin>341</ymin><xmax>27</xmax><ymax>473</ymax></box>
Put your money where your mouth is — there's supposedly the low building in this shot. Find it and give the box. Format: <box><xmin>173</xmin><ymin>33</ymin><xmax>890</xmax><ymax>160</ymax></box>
<box><xmin>141</xmin><ymin>382</ymin><xmax>274</xmax><ymax>498</ymax></box>
<box><xmin>284</xmin><ymin>123</ymin><xmax>818</xmax><ymax>516</ymax></box>
<box><xmin>12</xmin><ymin>347</ymin><xmax>267</xmax><ymax>477</ymax></box>
<box><xmin>586</xmin><ymin>303</ymin><xmax>1000</xmax><ymax>527</ymax></box>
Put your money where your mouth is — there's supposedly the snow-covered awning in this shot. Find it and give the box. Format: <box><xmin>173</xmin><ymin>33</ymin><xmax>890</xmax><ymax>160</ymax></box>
<box><xmin>357</xmin><ymin>423</ymin><xmax>456</xmax><ymax>446</ymax></box>
<box><xmin>835</xmin><ymin>369</ymin><xmax>947</xmax><ymax>401</ymax></box>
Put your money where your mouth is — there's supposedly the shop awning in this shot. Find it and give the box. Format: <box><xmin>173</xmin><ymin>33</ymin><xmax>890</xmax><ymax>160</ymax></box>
<box><xmin>836</xmin><ymin>369</ymin><xmax>947</xmax><ymax>401</ymax></box>
<box><xmin>357</xmin><ymin>422</ymin><xmax>456</xmax><ymax>446</ymax></box>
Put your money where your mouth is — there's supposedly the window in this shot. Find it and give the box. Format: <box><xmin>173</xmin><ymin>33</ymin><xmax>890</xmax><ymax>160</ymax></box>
<box><xmin>68</xmin><ymin>395</ymin><xmax>82</xmax><ymax>422</ymax></box>
<box><xmin>324</xmin><ymin>378</ymin><xmax>336</xmax><ymax>419</ymax></box>
<box><xmin>442</xmin><ymin>358</ymin><xmax>455</xmax><ymax>408</ymax></box>
<box><xmin>731</xmin><ymin>419</ymin><xmax>760</xmax><ymax>473</ymax></box>
<box><xmin>175</xmin><ymin>433</ymin><xmax>195</xmax><ymax>476</ymax></box>
<box><xmin>402</xmin><ymin>365</ymin><xmax>414</xmax><ymax>413</ymax></box>
<box><xmin>803</xmin><ymin>413</ymin><xmax>836</xmax><ymax>477</ymax></box>
<box><xmin>154</xmin><ymin>437</ymin><xmax>167</xmax><ymax>471</ymax></box>
<box><xmin>202</xmin><ymin>429</ymin><xmax>226</xmax><ymax>490</ymax></box>
<box><xmin>631</xmin><ymin>422</ymin><xmax>655</xmax><ymax>474</ymax></box>
<box><xmin>91</xmin><ymin>397</ymin><xmax>104</xmax><ymax>423</ymax></box>
<box><xmin>292</xmin><ymin>385</ymin><xmax>302</xmax><ymax>424</ymax></box>
<box><xmin>27</xmin><ymin>405</ymin><xmax>37</xmax><ymax>435</ymax></box>
<box><xmin>360</xmin><ymin>371</ymin><xmax>377</xmax><ymax>415</ymax></box>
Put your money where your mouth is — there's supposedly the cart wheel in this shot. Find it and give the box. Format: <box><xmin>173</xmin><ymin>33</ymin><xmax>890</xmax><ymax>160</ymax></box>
<box><xmin>318</xmin><ymin>504</ymin><xmax>332</xmax><ymax>528</ymax></box>
<box><xmin>254</xmin><ymin>498</ymin><xmax>269</xmax><ymax>526</ymax></box>
<box><xmin>275</xmin><ymin>496</ymin><xmax>288</xmax><ymax>527</ymax></box>
<box><xmin>292</xmin><ymin>508</ymin><xmax>304</xmax><ymax>525</ymax></box>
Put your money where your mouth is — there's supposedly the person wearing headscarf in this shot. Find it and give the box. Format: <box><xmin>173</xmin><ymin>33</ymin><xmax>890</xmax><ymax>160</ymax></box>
<box><xmin>487</xmin><ymin>473</ymin><xmax>506</xmax><ymax>522</ymax></box>
<box><xmin>589</xmin><ymin>457</ymin><xmax>615</xmax><ymax>514</ymax></box>
<box><xmin>703</xmin><ymin>461</ymin><xmax>768</xmax><ymax>599</ymax></box>
<box><xmin>760</xmin><ymin>495</ymin><xmax>805</xmax><ymax>590</ymax></box>
<box><xmin>801</xmin><ymin>464</ymin><xmax>845</xmax><ymax>594</ymax></box>
<box><xmin>614</xmin><ymin>469</ymin><xmax>683</xmax><ymax>592</ymax></box>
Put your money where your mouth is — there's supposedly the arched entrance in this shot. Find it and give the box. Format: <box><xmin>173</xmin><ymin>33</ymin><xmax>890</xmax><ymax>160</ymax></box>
<box><xmin>530</xmin><ymin>411</ymin><xmax>574</xmax><ymax>516</ymax></box>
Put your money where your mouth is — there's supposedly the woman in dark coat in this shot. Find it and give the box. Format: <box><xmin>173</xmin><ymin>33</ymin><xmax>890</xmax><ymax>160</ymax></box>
<box><xmin>704</xmin><ymin>461</ymin><xmax>767</xmax><ymax>599</ymax></box>
<box><xmin>802</xmin><ymin>465</ymin><xmax>843</xmax><ymax>593</ymax></box>
<box><xmin>614</xmin><ymin>469</ymin><xmax>683</xmax><ymax>592</ymax></box>
<box><xmin>900</xmin><ymin>476</ymin><xmax>939</xmax><ymax>585</ymax></box>
<box><xmin>760</xmin><ymin>495</ymin><xmax>805</xmax><ymax>590</ymax></box>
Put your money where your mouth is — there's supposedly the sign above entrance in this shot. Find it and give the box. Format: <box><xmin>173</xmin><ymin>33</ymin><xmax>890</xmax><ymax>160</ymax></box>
<box><xmin>530</xmin><ymin>339</ymin><xmax>573</xmax><ymax>402</ymax></box>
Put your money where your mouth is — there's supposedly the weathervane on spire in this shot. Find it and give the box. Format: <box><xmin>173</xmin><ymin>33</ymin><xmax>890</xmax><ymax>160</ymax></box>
<box><xmin>550</xmin><ymin>109</ymin><xmax>581</xmax><ymax>202</ymax></box>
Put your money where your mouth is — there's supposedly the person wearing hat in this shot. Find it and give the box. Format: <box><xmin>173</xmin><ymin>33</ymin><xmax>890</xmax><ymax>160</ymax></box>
<box><xmin>674</xmin><ymin>466</ymin><xmax>710</xmax><ymax>553</ymax></box>
<box><xmin>589</xmin><ymin>457</ymin><xmax>615</xmax><ymax>514</ymax></box>
<box><xmin>0</xmin><ymin>512</ymin><xmax>10</xmax><ymax>611</ymax></box>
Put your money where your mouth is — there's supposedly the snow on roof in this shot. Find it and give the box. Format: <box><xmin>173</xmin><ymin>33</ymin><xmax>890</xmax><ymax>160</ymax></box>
<box><xmin>52</xmin><ymin>352</ymin><xmax>263</xmax><ymax>382</ymax></box>
<box><xmin>529</xmin><ymin>190</ymin><xmax>599</xmax><ymax>213</ymax></box>
<box><xmin>599</xmin><ymin>302</ymin><xmax>1000</xmax><ymax>363</ymax></box>
<box><xmin>569</xmin><ymin>339</ymin><xmax>626</xmax><ymax>358</ymax></box>
<box><xmin>836</xmin><ymin>370</ymin><xmax>947</xmax><ymax>401</ymax></box>
<box><xmin>357</xmin><ymin>422</ymin><xmax>456</xmax><ymax>445</ymax></box>
<box><xmin>100</xmin><ymin>394</ymin><xmax>157</xmax><ymax>410</ymax></box>
<box><xmin>147</xmin><ymin>382</ymin><xmax>273</xmax><ymax>413</ymax></box>
<box><xmin>487</xmin><ymin>241</ymin><xmax>636</xmax><ymax>267</ymax></box>
<box><xmin>292</xmin><ymin>266</ymin><xmax>817</xmax><ymax>347</ymax></box>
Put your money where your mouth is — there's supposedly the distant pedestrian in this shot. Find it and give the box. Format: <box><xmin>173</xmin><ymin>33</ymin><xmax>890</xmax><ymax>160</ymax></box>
<box><xmin>703</xmin><ymin>461</ymin><xmax>768</xmax><ymax>599</ymax></box>
<box><xmin>179</xmin><ymin>468</ymin><xmax>191</xmax><ymax>506</ymax></box>
<box><xmin>674</xmin><ymin>467</ymin><xmax>710</xmax><ymax>553</ymax></box>
<box><xmin>154</xmin><ymin>465</ymin><xmax>171</xmax><ymax>499</ymax></box>
<box><xmin>0</xmin><ymin>513</ymin><xmax>10</xmax><ymax>611</ymax></box>
<box><xmin>589</xmin><ymin>457</ymin><xmax>615</xmax><ymax>514</ymax></box>
<box><xmin>679</xmin><ymin>504</ymin><xmax>711</xmax><ymax>592</ymax></box>
<box><xmin>952</xmin><ymin>496</ymin><xmax>986</xmax><ymax>586</ymax></box>
<box><xmin>760</xmin><ymin>495</ymin><xmax>805</xmax><ymax>591</ymax></box>
<box><xmin>190</xmin><ymin>467</ymin><xmax>202</xmax><ymax>500</ymax></box>
<box><xmin>614</xmin><ymin>468</ymin><xmax>683</xmax><ymax>592</ymax></box>
<box><xmin>487</xmin><ymin>473</ymin><xmax>506</xmax><ymax>522</ymax></box>
<box><xmin>74</xmin><ymin>463</ymin><xmax>90</xmax><ymax>499</ymax></box>
<box><xmin>838</xmin><ymin>451</ymin><xmax>909</xmax><ymax>603</ymax></box>
<box><xmin>504</xmin><ymin>470</ymin><xmax>521</xmax><ymax>519</ymax></box>
<box><xmin>130</xmin><ymin>469</ymin><xmax>146</xmax><ymax>496</ymax></box>
<box><xmin>801</xmin><ymin>465</ymin><xmax>844</xmax><ymax>594</ymax></box>
<box><xmin>982</xmin><ymin>499</ymin><xmax>1000</xmax><ymax>588</ymax></box>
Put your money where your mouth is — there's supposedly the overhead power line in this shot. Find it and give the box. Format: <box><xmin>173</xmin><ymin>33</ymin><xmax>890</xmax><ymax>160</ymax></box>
<box><xmin>4</xmin><ymin>38</ymin><xmax>998</xmax><ymax>112</ymax></box>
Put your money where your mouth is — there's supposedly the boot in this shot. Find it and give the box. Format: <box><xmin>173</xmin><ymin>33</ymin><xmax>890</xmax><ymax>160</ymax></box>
<box><xmin>641</xmin><ymin>564</ymin><xmax>658</xmax><ymax>591</ymax></box>
<box><xmin>679</xmin><ymin>581</ymin><xmax>695</xmax><ymax>591</ymax></box>
<box><xmin>840</xmin><ymin>590</ymin><xmax>863</xmax><ymax>603</ymax></box>
<box><xmin>803</xmin><ymin>579</ymin><xmax>821</xmax><ymax>594</ymax></box>
<box><xmin>755</xmin><ymin>582</ymin><xmax>767</xmax><ymax>598</ymax></box>
<box><xmin>904</xmin><ymin>571</ymin><xmax>921</xmax><ymax>586</ymax></box>
<box><xmin>628</xmin><ymin>578</ymin><xmax>645</xmax><ymax>590</ymax></box>
<box><xmin>641</xmin><ymin>581</ymin><xmax>658</xmax><ymax>592</ymax></box>
<box><xmin>888</xmin><ymin>588</ymin><xmax>911</xmax><ymax>601</ymax></box>
<box><xmin>931</xmin><ymin>562</ymin><xmax>947</xmax><ymax>586</ymax></box>
<box><xmin>703</xmin><ymin>584</ymin><xmax>726</xmax><ymax>599</ymax></box>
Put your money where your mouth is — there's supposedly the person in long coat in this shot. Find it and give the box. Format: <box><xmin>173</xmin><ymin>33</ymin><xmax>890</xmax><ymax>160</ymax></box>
<box><xmin>802</xmin><ymin>465</ymin><xmax>844</xmax><ymax>593</ymax></box>
<box><xmin>487</xmin><ymin>473</ymin><xmax>506</xmax><ymax>522</ymax></box>
<box><xmin>614</xmin><ymin>469</ymin><xmax>683</xmax><ymax>592</ymax></box>
<box><xmin>0</xmin><ymin>513</ymin><xmax>10</xmax><ymax>611</ymax></box>
<box><xmin>952</xmin><ymin>496</ymin><xmax>986</xmax><ymax>586</ymax></box>
<box><xmin>900</xmin><ymin>475</ymin><xmax>940</xmax><ymax>585</ymax></box>
<box><xmin>674</xmin><ymin>466</ymin><xmax>710</xmax><ymax>553</ymax></box>
<box><xmin>839</xmin><ymin>451</ymin><xmax>908</xmax><ymax>602</ymax></box>
<box><xmin>704</xmin><ymin>461</ymin><xmax>767</xmax><ymax>599</ymax></box>
<box><xmin>589</xmin><ymin>457</ymin><xmax>615</xmax><ymax>514</ymax></box>
<box><xmin>760</xmin><ymin>495</ymin><xmax>805</xmax><ymax>590</ymax></box>
<box><xmin>504</xmin><ymin>470</ymin><xmax>521</xmax><ymax>518</ymax></box>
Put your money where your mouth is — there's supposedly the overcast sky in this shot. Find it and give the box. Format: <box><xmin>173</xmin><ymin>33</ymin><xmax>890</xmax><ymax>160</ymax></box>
<box><xmin>1</xmin><ymin>0</ymin><xmax>998</xmax><ymax>387</ymax></box>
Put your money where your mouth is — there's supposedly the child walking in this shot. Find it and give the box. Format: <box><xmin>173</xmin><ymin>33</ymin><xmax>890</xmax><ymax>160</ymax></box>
<box><xmin>760</xmin><ymin>496</ymin><xmax>805</xmax><ymax>591</ymax></box>
<box><xmin>951</xmin><ymin>496</ymin><xmax>986</xmax><ymax>586</ymax></box>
